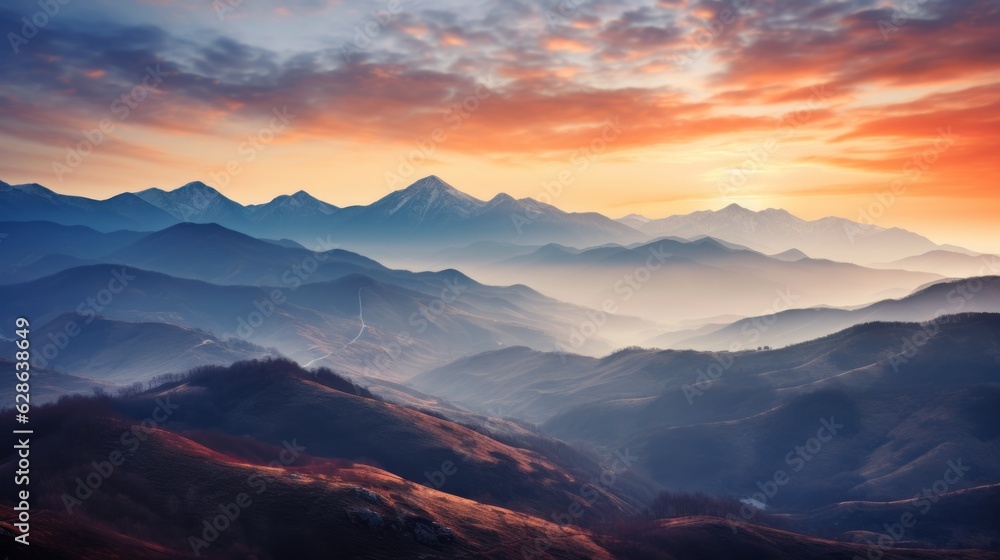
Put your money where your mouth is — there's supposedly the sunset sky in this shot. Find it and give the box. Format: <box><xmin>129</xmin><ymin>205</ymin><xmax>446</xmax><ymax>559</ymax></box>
<box><xmin>1</xmin><ymin>0</ymin><xmax>998</xmax><ymax>251</ymax></box>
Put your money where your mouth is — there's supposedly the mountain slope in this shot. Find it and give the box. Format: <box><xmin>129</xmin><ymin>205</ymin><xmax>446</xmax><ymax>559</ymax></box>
<box><xmin>413</xmin><ymin>314</ymin><xmax>1000</xmax><ymax>512</ymax></box>
<box><xmin>0</xmin><ymin>313</ymin><xmax>279</xmax><ymax>382</ymax></box>
<box><xmin>597</xmin><ymin>517</ymin><xmax>1000</xmax><ymax>560</ymax></box>
<box><xmin>0</xmin><ymin>359</ymin><xmax>650</xmax><ymax>559</ymax></box>
<box><xmin>10</xmin><ymin>358</ymin><xmax>986</xmax><ymax>559</ymax></box>
<box><xmin>0</xmin><ymin>365</ymin><xmax>621</xmax><ymax>558</ymax></box>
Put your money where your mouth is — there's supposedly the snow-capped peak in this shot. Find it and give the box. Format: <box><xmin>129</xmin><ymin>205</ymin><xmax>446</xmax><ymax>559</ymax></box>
<box><xmin>375</xmin><ymin>176</ymin><xmax>485</xmax><ymax>222</ymax></box>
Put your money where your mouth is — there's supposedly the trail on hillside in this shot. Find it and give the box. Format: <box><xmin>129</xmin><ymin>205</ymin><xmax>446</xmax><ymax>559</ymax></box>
<box><xmin>303</xmin><ymin>288</ymin><xmax>367</xmax><ymax>367</ymax></box>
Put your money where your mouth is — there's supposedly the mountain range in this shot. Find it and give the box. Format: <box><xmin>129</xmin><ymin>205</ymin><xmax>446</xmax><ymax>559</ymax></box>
<box><xmin>0</xmin><ymin>221</ymin><xmax>657</xmax><ymax>382</ymax></box>
<box><xmin>0</xmin><ymin>177</ymin><xmax>644</xmax><ymax>261</ymax></box>
<box><xmin>2</xmin><ymin>174</ymin><xmax>998</xmax><ymax>558</ymax></box>
<box><xmin>0</xmin><ymin>176</ymin><xmax>979</xmax><ymax>266</ymax></box>
<box><xmin>455</xmin><ymin>236</ymin><xmax>946</xmax><ymax>324</ymax></box>
<box><xmin>619</xmin><ymin>204</ymin><xmax>975</xmax><ymax>264</ymax></box>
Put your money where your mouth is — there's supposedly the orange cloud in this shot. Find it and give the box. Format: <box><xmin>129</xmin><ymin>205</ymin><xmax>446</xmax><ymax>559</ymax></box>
<box><xmin>542</xmin><ymin>37</ymin><xmax>593</xmax><ymax>52</ymax></box>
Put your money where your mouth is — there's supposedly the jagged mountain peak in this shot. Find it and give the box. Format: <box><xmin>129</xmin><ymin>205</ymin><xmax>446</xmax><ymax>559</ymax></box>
<box><xmin>487</xmin><ymin>192</ymin><xmax>517</xmax><ymax>204</ymax></box>
<box><xmin>620</xmin><ymin>213</ymin><xmax>649</xmax><ymax>222</ymax></box>
<box><xmin>395</xmin><ymin>175</ymin><xmax>473</xmax><ymax>200</ymax></box>
<box><xmin>133</xmin><ymin>181</ymin><xmax>245</xmax><ymax>223</ymax></box>
<box><xmin>719</xmin><ymin>202</ymin><xmax>748</xmax><ymax>212</ymax></box>
<box><xmin>407</xmin><ymin>174</ymin><xmax>452</xmax><ymax>190</ymax></box>
<box><xmin>714</xmin><ymin>204</ymin><xmax>794</xmax><ymax>219</ymax></box>
<box><xmin>256</xmin><ymin>190</ymin><xmax>338</xmax><ymax>215</ymax></box>
<box><xmin>176</xmin><ymin>180</ymin><xmax>220</xmax><ymax>193</ymax></box>
<box><xmin>371</xmin><ymin>175</ymin><xmax>485</xmax><ymax>222</ymax></box>
<box><xmin>137</xmin><ymin>181</ymin><xmax>221</xmax><ymax>197</ymax></box>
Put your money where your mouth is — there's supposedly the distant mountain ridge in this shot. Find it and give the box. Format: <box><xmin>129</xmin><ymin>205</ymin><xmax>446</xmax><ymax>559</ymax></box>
<box><xmin>461</xmin><ymin>235</ymin><xmax>945</xmax><ymax>324</ymax></box>
<box><xmin>3</xmin><ymin>176</ymin><xmax>977</xmax><ymax>265</ymax></box>
<box><xmin>648</xmin><ymin>275</ymin><xmax>1000</xmax><ymax>350</ymax></box>
<box><xmin>621</xmin><ymin>203</ymin><xmax>973</xmax><ymax>264</ymax></box>
<box><xmin>0</xmin><ymin>176</ymin><xmax>645</xmax><ymax>258</ymax></box>
<box><xmin>0</xmin><ymin>181</ymin><xmax>177</xmax><ymax>231</ymax></box>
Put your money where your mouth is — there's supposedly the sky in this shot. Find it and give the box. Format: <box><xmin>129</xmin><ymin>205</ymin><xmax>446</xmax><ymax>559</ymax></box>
<box><xmin>1</xmin><ymin>0</ymin><xmax>998</xmax><ymax>252</ymax></box>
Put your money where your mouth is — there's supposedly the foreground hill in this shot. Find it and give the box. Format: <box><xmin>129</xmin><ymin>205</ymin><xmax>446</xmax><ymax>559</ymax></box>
<box><xmin>596</xmin><ymin>517</ymin><xmax>999</xmax><ymax>560</ymax></box>
<box><xmin>0</xmin><ymin>359</ymin><xmax>636</xmax><ymax>559</ymax></box>
<box><xmin>3</xmin><ymin>358</ymin><xmax>993</xmax><ymax>559</ymax></box>
<box><xmin>1</xmin><ymin>424</ymin><xmax>613</xmax><ymax>559</ymax></box>
<box><xmin>128</xmin><ymin>359</ymin><xmax>650</xmax><ymax>519</ymax></box>
<box><xmin>776</xmin><ymin>484</ymin><xmax>1000</xmax><ymax>550</ymax></box>
<box><xmin>413</xmin><ymin>314</ymin><xmax>1000</xmax><ymax>523</ymax></box>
